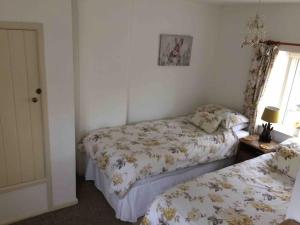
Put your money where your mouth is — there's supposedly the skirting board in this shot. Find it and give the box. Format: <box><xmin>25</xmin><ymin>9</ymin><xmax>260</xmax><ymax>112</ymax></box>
<box><xmin>1</xmin><ymin>199</ymin><xmax>78</xmax><ymax>225</ymax></box>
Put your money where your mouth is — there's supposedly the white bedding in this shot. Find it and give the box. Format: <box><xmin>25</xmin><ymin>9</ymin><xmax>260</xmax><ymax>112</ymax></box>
<box><xmin>85</xmin><ymin>154</ymin><xmax>236</xmax><ymax>222</ymax></box>
<box><xmin>83</xmin><ymin>129</ymin><xmax>248</xmax><ymax>222</ymax></box>
<box><xmin>80</xmin><ymin>116</ymin><xmax>240</xmax><ymax>198</ymax></box>
<box><xmin>142</xmin><ymin>154</ymin><xmax>294</xmax><ymax>225</ymax></box>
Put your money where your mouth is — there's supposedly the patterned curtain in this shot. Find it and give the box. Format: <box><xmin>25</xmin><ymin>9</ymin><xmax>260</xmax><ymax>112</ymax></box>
<box><xmin>243</xmin><ymin>44</ymin><xmax>279</xmax><ymax>134</ymax></box>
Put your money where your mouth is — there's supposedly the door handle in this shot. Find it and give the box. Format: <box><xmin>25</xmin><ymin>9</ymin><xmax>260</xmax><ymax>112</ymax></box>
<box><xmin>36</xmin><ymin>88</ymin><xmax>42</xmax><ymax>94</ymax></box>
<box><xmin>32</xmin><ymin>97</ymin><xmax>38</xmax><ymax>103</ymax></box>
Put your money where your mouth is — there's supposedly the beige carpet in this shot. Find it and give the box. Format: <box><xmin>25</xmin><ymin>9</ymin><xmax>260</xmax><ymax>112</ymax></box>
<box><xmin>12</xmin><ymin>177</ymin><xmax>139</xmax><ymax>225</ymax></box>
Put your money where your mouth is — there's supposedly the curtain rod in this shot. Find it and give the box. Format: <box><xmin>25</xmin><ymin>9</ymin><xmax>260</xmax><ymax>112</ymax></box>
<box><xmin>262</xmin><ymin>40</ymin><xmax>300</xmax><ymax>47</ymax></box>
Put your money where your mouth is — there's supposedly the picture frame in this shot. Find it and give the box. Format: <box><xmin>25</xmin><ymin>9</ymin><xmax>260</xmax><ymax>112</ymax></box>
<box><xmin>158</xmin><ymin>34</ymin><xmax>193</xmax><ymax>66</ymax></box>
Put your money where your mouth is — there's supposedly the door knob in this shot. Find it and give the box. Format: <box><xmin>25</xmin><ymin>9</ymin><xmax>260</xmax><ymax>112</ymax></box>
<box><xmin>32</xmin><ymin>97</ymin><xmax>38</xmax><ymax>103</ymax></box>
<box><xmin>36</xmin><ymin>88</ymin><xmax>42</xmax><ymax>94</ymax></box>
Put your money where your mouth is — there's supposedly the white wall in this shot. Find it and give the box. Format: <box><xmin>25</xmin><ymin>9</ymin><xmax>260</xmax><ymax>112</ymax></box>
<box><xmin>206</xmin><ymin>3</ymin><xmax>300</xmax><ymax>112</ymax></box>
<box><xmin>127</xmin><ymin>0</ymin><xmax>220</xmax><ymax>123</ymax></box>
<box><xmin>77</xmin><ymin>0</ymin><xmax>221</xmax><ymax>138</ymax></box>
<box><xmin>78</xmin><ymin>0</ymin><xmax>131</xmax><ymax>138</ymax></box>
<box><xmin>0</xmin><ymin>0</ymin><xmax>77</xmax><ymax>224</ymax></box>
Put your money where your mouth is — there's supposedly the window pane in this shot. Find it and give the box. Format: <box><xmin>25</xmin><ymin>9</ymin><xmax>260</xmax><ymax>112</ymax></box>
<box><xmin>257</xmin><ymin>51</ymin><xmax>289</xmax><ymax>126</ymax></box>
<box><xmin>263</xmin><ymin>51</ymin><xmax>289</xmax><ymax>108</ymax></box>
<box><xmin>283</xmin><ymin>58</ymin><xmax>300</xmax><ymax>132</ymax></box>
<box><xmin>257</xmin><ymin>51</ymin><xmax>300</xmax><ymax>136</ymax></box>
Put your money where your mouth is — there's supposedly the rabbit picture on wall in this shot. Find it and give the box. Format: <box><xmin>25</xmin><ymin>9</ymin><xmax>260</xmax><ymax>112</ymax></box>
<box><xmin>158</xmin><ymin>34</ymin><xmax>193</xmax><ymax>66</ymax></box>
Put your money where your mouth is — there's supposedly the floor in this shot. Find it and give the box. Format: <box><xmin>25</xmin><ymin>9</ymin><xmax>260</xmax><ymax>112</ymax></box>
<box><xmin>12</xmin><ymin>177</ymin><xmax>137</xmax><ymax>225</ymax></box>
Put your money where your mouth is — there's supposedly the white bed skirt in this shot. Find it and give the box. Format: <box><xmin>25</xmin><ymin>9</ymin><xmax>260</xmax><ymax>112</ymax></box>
<box><xmin>85</xmin><ymin>155</ymin><xmax>236</xmax><ymax>222</ymax></box>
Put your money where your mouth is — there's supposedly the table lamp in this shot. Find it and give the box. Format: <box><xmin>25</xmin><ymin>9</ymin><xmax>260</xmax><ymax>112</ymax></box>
<box><xmin>259</xmin><ymin>106</ymin><xmax>279</xmax><ymax>143</ymax></box>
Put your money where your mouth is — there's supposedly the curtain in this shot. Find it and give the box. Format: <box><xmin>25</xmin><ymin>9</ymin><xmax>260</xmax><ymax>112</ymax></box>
<box><xmin>243</xmin><ymin>44</ymin><xmax>279</xmax><ymax>134</ymax></box>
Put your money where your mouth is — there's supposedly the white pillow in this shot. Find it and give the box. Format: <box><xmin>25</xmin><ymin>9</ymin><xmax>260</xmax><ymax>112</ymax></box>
<box><xmin>268</xmin><ymin>146</ymin><xmax>300</xmax><ymax>179</ymax></box>
<box><xmin>231</xmin><ymin>123</ymin><xmax>249</xmax><ymax>132</ymax></box>
<box><xmin>189</xmin><ymin>111</ymin><xmax>222</xmax><ymax>133</ymax></box>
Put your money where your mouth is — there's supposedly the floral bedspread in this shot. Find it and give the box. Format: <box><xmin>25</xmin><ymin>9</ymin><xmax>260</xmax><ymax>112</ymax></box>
<box><xmin>80</xmin><ymin>116</ymin><xmax>238</xmax><ymax>198</ymax></box>
<box><xmin>141</xmin><ymin>154</ymin><xmax>294</xmax><ymax>225</ymax></box>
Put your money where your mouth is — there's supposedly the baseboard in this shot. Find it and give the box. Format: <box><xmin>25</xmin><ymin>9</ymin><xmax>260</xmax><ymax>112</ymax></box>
<box><xmin>51</xmin><ymin>199</ymin><xmax>78</xmax><ymax>211</ymax></box>
<box><xmin>0</xmin><ymin>199</ymin><xmax>78</xmax><ymax>225</ymax></box>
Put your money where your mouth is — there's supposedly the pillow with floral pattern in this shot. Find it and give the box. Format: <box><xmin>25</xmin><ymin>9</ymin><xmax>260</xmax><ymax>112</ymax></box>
<box><xmin>218</xmin><ymin>111</ymin><xmax>249</xmax><ymax>129</ymax></box>
<box><xmin>189</xmin><ymin>111</ymin><xmax>223</xmax><ymax>133</ymax></box>
<box><xmin>280</xmin><ymin>138</ymin><xmax>300</xmax><ymax>151</ymax></box>
<box><xmin>195</xmin><ymin>104</ymin><xmax>225</xmax><ymax>114</ymax></box>
<box><xmin>195</xmin><ymin>104</ymin><xmax>249</xmax><ymax>129</ymax></box>
<box><xmin>268</xmin><ymin>146</ymin><xmax>300</xmax><ymax>179</ymax></box>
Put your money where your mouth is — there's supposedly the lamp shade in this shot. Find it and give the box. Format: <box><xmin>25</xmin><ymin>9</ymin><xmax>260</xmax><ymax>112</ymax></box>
<box><xmin>261</xmin><ymin>106</ymin><xmax>280</xmax><ymax>123</ymax></box>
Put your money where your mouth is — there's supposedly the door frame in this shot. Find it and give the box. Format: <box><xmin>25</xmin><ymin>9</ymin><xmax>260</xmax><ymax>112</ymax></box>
<box><xmin>0</xmin><ymin>21</ymin><xmax>53</xmax><ymax>209</ymax></box>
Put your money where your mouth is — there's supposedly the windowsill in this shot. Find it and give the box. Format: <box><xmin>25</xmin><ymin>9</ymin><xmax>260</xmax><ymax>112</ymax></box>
<box><xmin>257</xmin><ymin>125</ymin><xmax>293</xmax><ymax>143</ymax></box>
<box><xmin>257</xmin><ymin>121</ymin><xmax>298</xmax><ymax>137</ymax></box>
<box><xmin>273</xmin><ymin>123</ymin><xmax>300</xmax><ymax>138</ymax></box>
<box><xmin>275</xmin><ymin>126</ymin><xmax>295</xmax><ymax>137</ymax></box>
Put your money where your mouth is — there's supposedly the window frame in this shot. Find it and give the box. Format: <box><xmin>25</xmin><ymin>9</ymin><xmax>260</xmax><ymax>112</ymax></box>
<box><xmin>259</xmin><ymin>50</ymin><xmax>300</xmax><ymax>136</ymax></box>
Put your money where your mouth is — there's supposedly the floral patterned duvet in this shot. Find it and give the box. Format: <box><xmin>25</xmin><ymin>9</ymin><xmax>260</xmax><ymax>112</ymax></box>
<box><xmin>141</xmin><ymin>154</ymin><xmax>294</xmax><ymax>225</ymax></box>
<box><xmin>80</xmin><ymin>116</ymin><xmax>238</xmax><ymax>198</ymax></box>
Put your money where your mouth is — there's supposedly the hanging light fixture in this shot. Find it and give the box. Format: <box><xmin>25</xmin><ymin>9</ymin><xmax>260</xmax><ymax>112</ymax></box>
<box><xmin>241</xmin><ymin>0</ymin><xmax>266</xmax><ymax>48</ymax></box>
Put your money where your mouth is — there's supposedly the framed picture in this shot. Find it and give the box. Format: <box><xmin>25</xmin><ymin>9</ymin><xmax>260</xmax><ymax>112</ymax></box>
<box><xmin>158</xmin><ymin>34</ymin><xmax>193</xmax><ymax>66</ymax></box>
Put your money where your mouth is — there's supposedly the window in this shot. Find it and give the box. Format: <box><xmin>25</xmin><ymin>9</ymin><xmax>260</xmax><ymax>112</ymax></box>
<box><xmin>258</xmin><ymin>50</ymin><xmax>300</xmax><ymax>136</ymax></box>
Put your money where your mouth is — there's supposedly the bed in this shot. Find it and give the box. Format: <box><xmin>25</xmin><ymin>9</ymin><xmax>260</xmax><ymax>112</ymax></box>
<box><xmin>79</xmin><ymin>105</ymin><xmax>249</xmax><ymax>222</ymax></box>
<box><xmin>141</xmin><ymin>153</ymin><xmax>295</xmax><ymax>225</ymax></box>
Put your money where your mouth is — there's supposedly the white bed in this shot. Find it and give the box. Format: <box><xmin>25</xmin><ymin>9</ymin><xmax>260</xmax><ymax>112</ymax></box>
<box><xmin>141</xmin><ymin>153</ymin><xmax>295</xmax><ymax>225</ymax></box>
<box><xmin>82</xmin><ymin>128</ymin><xmax>248</xmax><ymax>222</ymax></box>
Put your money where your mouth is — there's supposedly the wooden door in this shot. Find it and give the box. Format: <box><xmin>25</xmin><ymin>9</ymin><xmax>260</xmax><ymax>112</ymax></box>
<box><xmin>0</xmin><ymin>27</ymin><xmax>45</xmax><ymax>188</ymax></box>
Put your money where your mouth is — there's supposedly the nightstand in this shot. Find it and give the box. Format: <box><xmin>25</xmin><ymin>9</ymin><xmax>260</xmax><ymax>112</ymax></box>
<box><xmin>236</xmin><ymin>135</ymin><xmax>279</xmax><ymax>163</ymax></box>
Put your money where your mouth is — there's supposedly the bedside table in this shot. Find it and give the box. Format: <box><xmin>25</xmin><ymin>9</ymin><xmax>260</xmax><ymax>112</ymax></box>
<box><xmin>236</xmin><ymin>135</ymin><xmax>279</xmax><ymax>163</ymax></box>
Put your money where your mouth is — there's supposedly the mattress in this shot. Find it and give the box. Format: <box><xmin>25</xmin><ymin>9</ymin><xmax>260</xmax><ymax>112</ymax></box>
<box><xmin>142</xmin><ymin>153</ymin><xmax>294</xmax><ymax>225</ymax></box>
<box><xmin>80</xmin><ymin>116</ymin><xmax>241</xmax><ymax>198</ymax></box>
